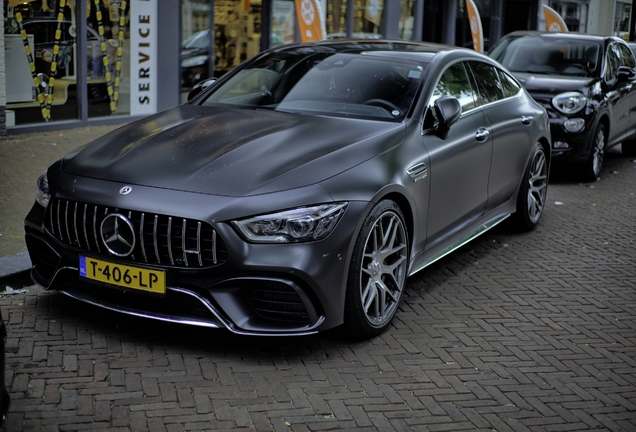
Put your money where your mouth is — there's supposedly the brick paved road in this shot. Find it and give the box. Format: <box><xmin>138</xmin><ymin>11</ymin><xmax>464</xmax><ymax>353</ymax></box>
<box><xmin>2</xmin><ymin>149</ymin><xmax>635</xmax><ymax>431</ymax></box>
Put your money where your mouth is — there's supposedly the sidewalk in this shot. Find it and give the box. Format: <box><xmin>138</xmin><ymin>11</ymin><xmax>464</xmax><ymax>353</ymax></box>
<box><xmin>0</xmin><ymin>125</ymin><xmax>120</xmax><ymax>280</ymax></box>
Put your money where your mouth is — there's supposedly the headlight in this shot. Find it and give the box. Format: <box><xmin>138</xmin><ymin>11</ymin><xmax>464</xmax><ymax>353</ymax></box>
<box><xmin>552</xmin><ymin>92</ymin><xmax>587</xmax><ymax>114</ymax></box>
<box><xmin>233</xmin><ymin>203</ymin><xmax>348</xmax><ymax>243</ymax></box>
<box><xmin>181</xmin><ymin>55</ymin><xmax>208</xmax><ymax>68</ymax></box>
<box><xmin>36</xmin><ymin>172</ymin><xmax>50</xmax><ymax>208</ymax></box>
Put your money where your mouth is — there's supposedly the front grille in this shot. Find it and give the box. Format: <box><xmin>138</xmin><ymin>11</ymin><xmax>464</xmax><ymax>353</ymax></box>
<box><xmin>45</xmin><ymin>198</ymin><xmax>227</xmax><ymax>268</ymax></box>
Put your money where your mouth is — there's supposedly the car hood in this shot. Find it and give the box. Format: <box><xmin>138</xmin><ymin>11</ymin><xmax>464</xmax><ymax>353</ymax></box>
<box><xmin>512</xmin><ymin>72</ymin><xmax>595</xmax><ymax>97</ymax></box>
<box><xmin>63</xmin><ymin>104</ymin><xmax>405</xmax><ymax>196</ymax></box>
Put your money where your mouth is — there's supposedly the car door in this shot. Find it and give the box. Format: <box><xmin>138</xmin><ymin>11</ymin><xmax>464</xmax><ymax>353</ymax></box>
<box><xmin>468</xmin><ymin>61</ymin><xmax>539</xmax><ymax>209</ymax></box>
<box><xmin>604</xmin><ymin>42</ymin><xmax>636</xmax><ymax>144</ymax></box>
<box><xmin>422</xmin><ymin>61</ymin><xmax>492</xmax><ymax>247</ymax></box>
<box><xmin>615</xmin><ymin>42</ymin><xmax>636</xmax><ymax>136</ymax></box>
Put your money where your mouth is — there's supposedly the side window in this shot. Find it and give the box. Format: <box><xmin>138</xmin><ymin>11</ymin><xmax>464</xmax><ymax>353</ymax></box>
<box><xmin>497</xmin><ymin>69</ymin><xmax>522</xmax><ymax>98</ymax></box>
<box><xmin>605</xmin><ymin>44</ymin><xmax>621</xmax><ymax>81</ymax></box>
<box><xmin>423</xmin><ymin>62</ymin><xmax>477</xmax><ymax>129</ymax></box>
<box><xmin>617</xmin><ymin>43</ymin><xmax>636</xmax><ymax>68</ymax></box>
<box><xmin>469</xmin><ymin>62</ymin><xmax>504</xmax><ymax>105</ymax></box>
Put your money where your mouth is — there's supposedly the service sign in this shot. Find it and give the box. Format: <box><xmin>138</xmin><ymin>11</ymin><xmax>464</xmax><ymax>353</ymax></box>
<box><xmin>130</xmin><ymin>0</ymin><xmax>158</xmax><ymax>115</ymax></box>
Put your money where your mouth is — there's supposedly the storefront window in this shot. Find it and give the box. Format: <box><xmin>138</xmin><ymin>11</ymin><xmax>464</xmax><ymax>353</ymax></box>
<box><xmin>550</xmin><ymin>1</ymin><xmax>587</xmax><ymax>33</ymax></box>
<box><xmin>214</xmin><ymin>1</ymin><xmax>262</xmax><ymax>77</ymax></box>
<box><xmin>271</xmin><ymin>0</ymin><xmax>296</xmax><ymax>46</ymax></box>
<box><xmin>181</xmin><ymin>0</ymin><xmax>262</xmax><ymax>98</ymax></box>
<box><xmin>4</xmin><ymin>0</ymin><xmax>133</xmax><ymax>125</ymax></box>
<box><xmin>399</xmin><ymin>0</ymin><xmax>416</xmax><ymax>40</ymax></box>
<box><xmin>182</xmin><ymin>0</ymin><xmax>212</xmax><ymax>96</ymax></box>
<box><xmin>5</xmin><ymin>0</ymin><xmax>78</xmax><ymax>124</ymax></box>
<box><xmin>86</xmin><ymin>0</ymin><xmax>131</xmax><ymax>118</ymax></box>
<box><xmin>326</xmin><ymin>0</ymin><xmax>347</xmax><ymax>38</ymax></box>
<box><xmin>614</xmin><ymin>1</ymin><xmax>631</xmax><ymax>39</ymax></box>
<box><xmin>355</xmin><ymin>0</ymin><xmax>383</xmax><ymax>38</ymax></box>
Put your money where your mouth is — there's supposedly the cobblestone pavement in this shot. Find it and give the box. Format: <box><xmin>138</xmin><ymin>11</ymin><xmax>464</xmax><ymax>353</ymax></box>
<box><xmin>1</xmin><ymin>148</ymin><xmax>635</xmax><ymax>431</ymax></box>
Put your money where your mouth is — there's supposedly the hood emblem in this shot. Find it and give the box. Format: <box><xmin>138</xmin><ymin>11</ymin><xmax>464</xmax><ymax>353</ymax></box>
<box><xmin>100</xmin><ymin>214</ymin><xmax>136</xmax><ymax>257</ymax></box>
<box><xmin>119</xmin><ymin>186</ymin><xmax>133</xmax><ymax>195</ymax></box>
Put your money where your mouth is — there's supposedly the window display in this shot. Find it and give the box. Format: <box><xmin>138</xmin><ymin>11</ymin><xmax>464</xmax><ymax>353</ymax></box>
<box><xmin>181</xmin><ymin>0</ymin><xmax>262</xmax><ymax>97</ymax></box>
<box><xmin>4</xmin><ymin>0</ymin><xmax>131</xmax><ymax>125</ymax></box>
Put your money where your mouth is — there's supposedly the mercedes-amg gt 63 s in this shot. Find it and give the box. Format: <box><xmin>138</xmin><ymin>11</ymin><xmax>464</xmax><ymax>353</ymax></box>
<box><xmin>25</xmin><ymin>40</ymin><xmax>550</xmax><ymax>338</ymax></box>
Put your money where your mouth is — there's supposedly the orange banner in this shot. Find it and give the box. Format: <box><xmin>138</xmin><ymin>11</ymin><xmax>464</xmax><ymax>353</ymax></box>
<box><xmin>295</xmin><ymin>0</ymin><xmax>326</xmax><ymax>42</ymax></box>
<box><xmin>465</xmin><ymin>0</ymin><xmax>483</xmax><ymax>53</ymax></box>
<box><xmin>543</xmin><ymin>5</ymin><xmax>568</xmax><ymax>32</ymax></box>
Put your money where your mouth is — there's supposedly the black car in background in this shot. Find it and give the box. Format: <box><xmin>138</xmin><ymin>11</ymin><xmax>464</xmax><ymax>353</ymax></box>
<box><xmin>490</xmin><ymin>31</ymin><xmax>636</xmax><ymax>181</ymax></box>
<box><xmin>25</xmin><ymin>40</ymin><xmax>550</xmax><ymax>338</ymax></box>
<box><xmin>181</xmin><ymin>30</ymin><xmax>211</xmax><ymax>90</ymax></box>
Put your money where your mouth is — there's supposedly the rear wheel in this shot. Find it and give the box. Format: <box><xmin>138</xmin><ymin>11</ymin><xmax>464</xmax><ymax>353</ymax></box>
<box><xmin>580</xmin><ymin>123</ymin><xmax>605</xmax><ymax>182</ymax></box>
<box><xmin>510</xmin><ymin>142</ymin><xmax>548</xmax><ymax>231</ymax></box>
<box><xmin>343</xmin><ymin>200</ymin><xmax>409</xmax><ymax>338</ymax></box>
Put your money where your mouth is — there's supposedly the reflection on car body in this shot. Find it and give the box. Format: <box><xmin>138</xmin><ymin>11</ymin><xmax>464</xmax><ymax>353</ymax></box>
<box><xmin>25</xmin><ymin>40</ymin><xmax>550</xmax><ymax>339</ymax></box>
<box><xmin>490</xmin><ymin>31</ymin><xmax>636</xmax><ymax>181</ymax></box>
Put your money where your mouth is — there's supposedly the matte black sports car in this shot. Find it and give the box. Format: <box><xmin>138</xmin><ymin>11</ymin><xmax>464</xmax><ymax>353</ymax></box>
<box><xmin>490</xmin><ymin>31</ymin><xmax>636</xmax><ymax>181</ymax></box>
<box><xmin>25</xmin><ymin>40</ymin><xmax>550</xmax><ymax>338</ymax></box>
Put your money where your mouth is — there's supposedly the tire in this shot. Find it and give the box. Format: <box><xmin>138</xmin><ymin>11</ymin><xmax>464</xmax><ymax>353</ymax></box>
<box><xmin>510</xmin><ymin>142</ymin><xmax>548</xmax><ymax>232</ymax></box>
<box><xmin>580</xmin><ymin>123</ymin><xmax>606</xmax><ymax>182</ymax></box>
<box><xmin>342</xmin><ymin>200</ymin><xmax>409</xmax><ymax>338</ymax></box>
<box><xmin>622</xmin><ymin>139</ymin><xmax>636</xmax><ymax>157</ymax></box>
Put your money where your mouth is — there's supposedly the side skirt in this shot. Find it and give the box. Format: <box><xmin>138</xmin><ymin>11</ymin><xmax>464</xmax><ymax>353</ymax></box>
<box><xmin>409</xmin><ymin>213</ymin><xmax>510</xmax><ymax>277</ymax></box>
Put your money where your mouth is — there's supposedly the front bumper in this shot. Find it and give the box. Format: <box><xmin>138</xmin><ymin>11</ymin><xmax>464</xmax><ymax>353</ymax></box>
<box><xmin>548</xmin><ymin>116</ymin><xmax>596</xmax><ymax>164</ymax></box>
<box><xmin>25</xmin><ymin>189</ymin><xmax>367</xmax><ymax>336</ymax></box>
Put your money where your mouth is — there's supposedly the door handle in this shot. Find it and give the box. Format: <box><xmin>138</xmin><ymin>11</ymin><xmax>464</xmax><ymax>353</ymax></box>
<box><xmin>521</xmin><ymin>115</ymin><xmax>533</xmax><ymax>125</ymax></box>
<box><xmin>475</xmin><ymin>127</ymin><xmax>489</xmax><ymax>141</ymax></box>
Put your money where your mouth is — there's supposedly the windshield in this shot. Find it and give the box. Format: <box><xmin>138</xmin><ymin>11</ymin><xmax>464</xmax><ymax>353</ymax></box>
<box><xmin>182</xmin><ymin>30</ymin><xmax>209</xmax><ymax>50</ymax></box>
<box><xmin>199</xmin><ymin>51</ymin><xmax>427</xmax><ymax>122</ymax></box>
<box><xmin>491</xmin><ymin>36</ymin><xmax>601</xmax><ymax>78</ymax></box>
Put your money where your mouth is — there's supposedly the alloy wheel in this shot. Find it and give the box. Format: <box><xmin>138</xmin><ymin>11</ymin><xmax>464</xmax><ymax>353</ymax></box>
<box><xmin>359</xmin><ymin>211</ymin><xmax>408</xmax><ymax>328</ymax></box>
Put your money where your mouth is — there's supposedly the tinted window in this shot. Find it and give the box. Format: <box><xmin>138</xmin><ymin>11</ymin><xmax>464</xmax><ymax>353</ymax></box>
<box><xmin>429</xmin><ymin>62</ymin><xmax>476</xmax><ymax>112</ymax></box>
<box><xmin>497</xmin><ymin>69</ymin><xmax>521</xmax><ymax>98</ymax></box>
<box><xmin>617</xmin><ymin>43</ymin><xmax>636</xmax><ymax>68</ymax></box>
<box><xmin>469</xmin><ymin>62</ymin><xmax>504</xmax><ymax>105</ymax></box>
<box><xmin>605</xmin><ymin>44</ymin><xmax>621</xmax><ymax>81</ymax></box>
<box><xmin>423</xmin><ymin>62</ymin><xmax>476</xmax><ymax>130</ymax></box>
<box><xmin>491</xmin><ymin>35</ymin><xmax>601</xmax><ymax>78</ymax></box>
<box><xmin>202</xmin><ymin>52</ymin><xmax>426</xmax><ymax>122</ymax></box>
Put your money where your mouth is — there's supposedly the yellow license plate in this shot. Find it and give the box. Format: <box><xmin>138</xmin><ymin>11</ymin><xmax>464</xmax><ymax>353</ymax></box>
<box><xmin>79</xmin><ymin>256</ymin><xmax>166</xmax><ymax>294</ymax></box>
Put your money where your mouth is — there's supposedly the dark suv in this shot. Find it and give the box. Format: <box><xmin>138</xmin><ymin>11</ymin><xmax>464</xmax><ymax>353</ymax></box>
<box><xmin>490</xmin><ymin>31</ymin><xmax>636</xmax><ymax>181</ymax></box>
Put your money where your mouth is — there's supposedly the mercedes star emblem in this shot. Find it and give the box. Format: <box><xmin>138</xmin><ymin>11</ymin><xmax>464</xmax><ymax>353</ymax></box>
<box><xmin>100</xmin><ymin>214</ymin><xmax>136</xmax><ymax>257</ymax></box>
<box><xmin>119</xmin><ymin>186</ymin><xmax>133</xmax><ymax>195</ymax></box>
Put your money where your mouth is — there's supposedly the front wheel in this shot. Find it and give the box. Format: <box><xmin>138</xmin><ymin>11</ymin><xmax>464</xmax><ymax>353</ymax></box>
<box><xmin>510</xmin><ymin>142</ymin><xmax>548</xmax><ymax>231</ymax></box>
<box><xmin>343</xmin><ymin>200</ymin><xmax>409</xmax><ymax>338</ymax></box>
<box><xmin>580</xmin><ymin>123</ymin><xmax>605</xmax><ymax>182</ymax></box>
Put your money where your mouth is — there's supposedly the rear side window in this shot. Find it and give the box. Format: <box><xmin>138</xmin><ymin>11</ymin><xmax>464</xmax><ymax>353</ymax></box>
<box><xmin>497</xmin><ymin>69</ymin><xmax>521</xmax><ymax>98</ymax></box>
<box><xmin>468</xmin><ymin>62</ymin><xmax>504</xmax><ymax>105</ymax></box>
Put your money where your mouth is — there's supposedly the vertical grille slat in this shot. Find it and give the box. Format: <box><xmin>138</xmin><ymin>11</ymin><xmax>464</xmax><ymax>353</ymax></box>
<box><xmin>64</xmin><ymin>201</ymin><xmax>71</xmax><ymax>244</ymax></box>
<box><xmin>167</xmin><ymin>217</ymin><xmax>174</xmax><ymax>265</ymax></box>
<box><xmin>93</xmin><ymin>205</ymin><xmax>101</xmax><ymax>253</ymax></box>
<box><xmin>73</xmin><ymin>202</ymin><xmax>80</xmax><ymax>249</ymax></box>
<box><xmin>140</xmin><ymin>213</ymin><xmax>147</xmax><ymax>262</ymax></box>
<box><xmin>44</xmin><ymin>198</ymin><xmax>226</xmax><ymax>269</ymax></box>
<box><xmin>56</xmin><ymin>201</ymin><xmax>63</xmax><ymax>241</ymax></box>
<box><xmin>82</xmin><ymin>204</ymin><xmax>90</xmax><ymax>252</ymax></box>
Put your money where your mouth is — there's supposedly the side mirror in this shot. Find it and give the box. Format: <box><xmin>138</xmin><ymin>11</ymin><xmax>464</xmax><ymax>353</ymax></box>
<box><xmin>187</xmin><ymin>78</ymin><xmax>217</xmax><ymax>101</ymax></box>
<box><xmin>616</xmin><ymin>66</ymin><xmax>635</xmax><ymax>81</ymax></box>
<box><xmin>434</xmin><ymin>96</ymin><xmax>461</xmax><ymax>139</ymax></box>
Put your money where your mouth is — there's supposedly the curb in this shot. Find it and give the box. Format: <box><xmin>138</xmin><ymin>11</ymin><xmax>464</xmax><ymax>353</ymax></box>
<box><xmin>0</xmin><ymin>252</ymin><xmax>31</xmax><ymax>282</ymax></box>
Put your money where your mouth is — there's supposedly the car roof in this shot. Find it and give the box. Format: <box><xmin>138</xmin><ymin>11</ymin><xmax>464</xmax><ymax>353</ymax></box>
<box><xmin>502</xmin><ymin>30</ymin><xmax>624</xmax><ymax>44</ymax></box>
<box><xmin>267</xmin><ymin>39</ymin><xmax>485</xmax><ymax>64</ymax></box>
